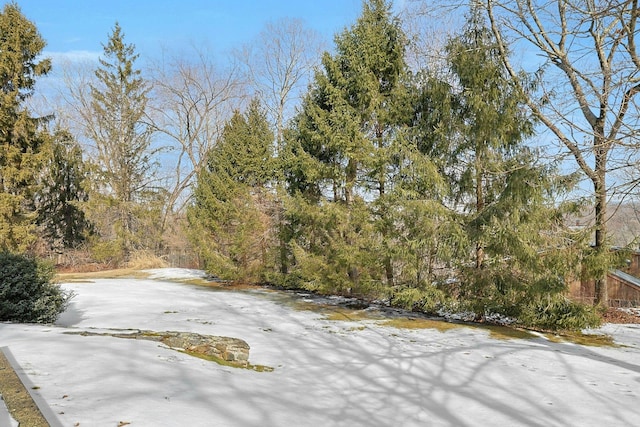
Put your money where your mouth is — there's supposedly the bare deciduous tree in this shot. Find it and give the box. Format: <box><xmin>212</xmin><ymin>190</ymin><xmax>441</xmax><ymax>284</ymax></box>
<box><xmin>234</xmin><ymin>19</ymin><xmax>323</xmax><ymax>276</ymax></box>
<box><xmin>236</xmin><ymin>18</ymin><xmax>323</xmax><ymax>150</ymax></box>
<box><xmin>399</xmin><ymin>0</ymin><xmax>458</xmax><ymax>73</ymax></box>
<box><xmin>483</xmin><ymin>0</ymin><xmax>640</xmax><ymax>305</ymax></box>
<box><xmin>147</xmin><ymin>44</ymin><xmax>245</xmax><ymax>227</ymax></box>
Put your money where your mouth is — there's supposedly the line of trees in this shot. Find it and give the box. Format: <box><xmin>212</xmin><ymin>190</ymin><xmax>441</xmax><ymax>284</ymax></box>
<box><xmin>188</xmin><ymin>0</ymin><xmax>603</xmax><ymax>330</ymax></box>
<box><xmin>2</xmin><ymin>0</ymin><xmax>639</xmax><ymax>328</ymax></box>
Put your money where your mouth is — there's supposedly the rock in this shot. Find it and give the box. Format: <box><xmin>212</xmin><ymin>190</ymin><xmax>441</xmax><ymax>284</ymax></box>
<box><xmin>158</xmin><ymin>332</ymin><xmax>250</xmax><ymax>366</ymax></box>
<box><xmin>66</xmin><ymin>330</ymin><xmax>251</xmax><ymax>367</ymax></box>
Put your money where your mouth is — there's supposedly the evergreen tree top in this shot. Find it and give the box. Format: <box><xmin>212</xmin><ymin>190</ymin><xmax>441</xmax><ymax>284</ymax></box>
<box><xmin>95</xmin><ymin>22</ymin><xmax>143</xmax><ymax>87</ymax></box>
<box><xmin>332</xmin><ymin>0</ymin><xmax>407</xmax><ymax>99</ymax></box>
<box><xmin>0</xmin><ymin>2</ymin><xmax>50</xmax><ymax>102</ymax></box>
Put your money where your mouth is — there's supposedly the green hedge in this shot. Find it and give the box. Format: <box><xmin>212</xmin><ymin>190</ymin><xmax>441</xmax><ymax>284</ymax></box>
<box><xmin>0</xmin><ymin>252</ymin><xmax>73</xmax><ymax>323</ymax></box>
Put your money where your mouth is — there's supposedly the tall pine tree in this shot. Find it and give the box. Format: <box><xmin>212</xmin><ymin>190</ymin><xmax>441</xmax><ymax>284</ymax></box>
<box><xmin>284</xmin><ymin>0</ymin><xmax>410</xmax><ymax>295</ymax></box>
<box><xmin>0</xmin><ymin>3</ymin><xmax>51</xmax><ymax>252</ymax></box>
<box><xmin>35</xmin><ymin>129</ymin><xmax>91</xmax><ymax>250</ymax></box>
<box><xmin>188</xmin><ymin>99</ymin><xmax>275</xmax><ymax>281</ymax></box>
<box><xmin>446</xmin><ymin>9</ymin><xmax>534</xmax><ymax>269</ymax></box>
<box><xmin>87</xmin><ymin>23</ymin><xmax>156</xmax><ymax>261</ymax></box>
<box><xmin>445</xmin><ymin>10</ymin><xmax>593</xmax><ymax>326</ymax></box>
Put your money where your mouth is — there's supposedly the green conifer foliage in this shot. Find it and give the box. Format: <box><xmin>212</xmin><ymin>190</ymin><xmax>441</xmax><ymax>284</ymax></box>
<box><xmin>189</xmin><ymin>100</ymin><xmax>275</xmax><ymax>281</ymax></box>
<box><xmin>0</xmin><ymin>252</ymin><xmax>72</xmax><ymax>323</ymax></box>
<box><xmin>35</xmin><ymin>130</ymin><xmax>91</xmax><ymax>250</ymax></box>
<box><xmin>284</xmin><ymin>0</ymin><xmax>412</xmax><ymax>294</ymax></box>
<box><xmin>444</xmin><ymin>10</ymin><xmax>594</xmax><ymax>326</ymax></box>
<box><xmin>88</xmin><ymin>23</ymin><xmax>155</xmax><ymax>261</ymax></box>
<box><xmin>0</xmin><ymin>2</ymin><xmax>51</xmax><ymax>252</ymax></box>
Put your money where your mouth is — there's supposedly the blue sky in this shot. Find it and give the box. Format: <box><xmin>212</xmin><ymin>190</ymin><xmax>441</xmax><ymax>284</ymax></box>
<box><xmin>9</xmin><ymin>0</ymin><xmax>367</xmax><ymax>62</ymax></box>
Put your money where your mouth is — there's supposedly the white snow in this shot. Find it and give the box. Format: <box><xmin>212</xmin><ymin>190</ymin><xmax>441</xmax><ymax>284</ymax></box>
<box><xmin>143</xmin><ymin>268</ymin><xmax>209</xmax><ymax>281</ymax></box>
<box><xmin>1</xmin><ymin>268</ymin><xmax>640</xmax><ymax>426</ymax></box>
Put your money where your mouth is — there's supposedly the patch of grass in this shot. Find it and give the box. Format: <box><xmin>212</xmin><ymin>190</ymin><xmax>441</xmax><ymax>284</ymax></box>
<box><xmin>377</xmin><ymin>316</ymin><xmax>616</xmax><ymax>345</ymax></box>
<box><xmin>56</xmin><ymin>278</ymin><xmax>95</xmax><ymax>283</ymax></box>
<box><xmin>126</xmin><ymin>251</ymin><xmax>168</xmax><ymax>270</ymax></box>
<box><xmin>546</xmin><ymin>332</ymin><xmax>618</xmax><ymax>347</ymax></box>
<box><xmin>323</xmin><ymin>309</ymin><xmax>381</xmax><ymax>322</ymax></box>
<box><xmin>179</xmin><ymin>277</ymin><xmax>216</xmax><ymax>287</ymax></box>
<box><xmin>185</xmin><ymin>278</ymin><xmax>265</xmax><ymax>291</ymax></box>
<box><xmin>379</xmin><ymin>318</ymin><xmax>539</xmax><ymax>340</ymax></box>
<box><xmin>380</xmin><ymin>317</ymin><xmax>463</xmax><ymax>332</ymax></box>
<box><xmin>289</xmin><ymin>299</ymin><xmax>328</xmax><ymax>312</ymax></box>
<box><xmin>288</xmin><ymin>296</ymin><xmax>532</xmax><ymax>340</ymax></box>
<box><xmin>0</xmin><ymin>351</ymin><xmax>49</xmax><ymax>427</ymax></box>
<box><xmin>321</xmin><ymin>306</ymin><xmax>540</xmax><ymax>340</ymax></box>
<box><xmin>474</xmin><ymin>324</ymin><xmax>537</xmax><ymax>340</ymax></box>
<box><xmin>56</xmin><ymin>268</ymin><xmax>151</xmax><ymax>281</ymax></box>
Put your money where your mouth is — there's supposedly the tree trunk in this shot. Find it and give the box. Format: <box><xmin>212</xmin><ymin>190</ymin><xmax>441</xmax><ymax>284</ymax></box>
<box><xmin>475</xmin><ymin>156</ymin><xmax>485</xmax><ymax>269</ymax></box>
<box><xmin>277</xmin><ymin>201</ymin><xmax>289</xmax><ymax>275</ymax></box>
<box><xmin>384</xmin><ymin>257</ymin><xmax>394</xmax><ymax>285</ymax></box>
<box><xmin>593</xmin><ymin>167</ymin><xmax>608</xmax><ymax>306</ymax></box>
<box><xmin>375</xmin><ymin>124</ymin><xmax>394</xmax><ymax>285</ymax></box>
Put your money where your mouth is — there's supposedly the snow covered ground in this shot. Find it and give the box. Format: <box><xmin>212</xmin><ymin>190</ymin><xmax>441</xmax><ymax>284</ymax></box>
<box><xmin>1</xmin><ymin>268</ymin><xmax>640</xmax><ymax>426</ymax></box>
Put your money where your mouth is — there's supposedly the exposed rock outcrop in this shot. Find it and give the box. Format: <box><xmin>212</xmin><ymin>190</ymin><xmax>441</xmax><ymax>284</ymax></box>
<box><xmin>156</xmin><ymin>331</ymin><xmax>250</xmax><ymax>366</ymax></box>
<box><xmin>69</xmin><ymin>330</ymin><xmax>250</xmax><ymax>367</ymax></box>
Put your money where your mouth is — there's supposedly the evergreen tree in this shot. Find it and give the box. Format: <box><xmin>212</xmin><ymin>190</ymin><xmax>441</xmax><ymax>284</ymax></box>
<box><xmin>284</xmin><ymin>0</ymin><xmax>410</xmax><ymax>293</ymax></box>
<box><xmin>188</xmin><ymin>99</ymin><xmax>275</xmax><ymax>281</ymax></box>
<box><xmin>36</xmin><ymin>129</ymin><xmax>91</xmax><ymax>250</ymax></box>
<box><xmin>445</xmin><ymin>9</ymin><xmax>535</xmax><ymax>268</ymax></box>
<box><xmin>444</xmin><ymin>10</ymin><xmax>593</xmax><ymax>326</ymax></box>
<box><xmin>0</xmin><ymin>2</ymin><xmax>51</xmax><ymax>252</ymax></box>
<box><xmin>370</xmin><ymin>76</ymin><xmax>462</xmax><ymax>309</ymax></box>
<box><xmin>284</xmin><ymin>194</ymin><xmax>385</xmax><ymax>296</ymax></box>
<box><xmin>378</xmin><ymin>132</ymin><xmax>460</xmax><ymax>288</ymax></box>
<box><xmin>0</xmin><ymin>252</ymin><xmax>72</xmax><ymax>323</ymax></box>
<box><xmin>87</xmin><ymin>23</ymin><xmax>156</xmax><ymax>261</ymax></box>
<box><xmin>288</xmin><ymin>0</ymin><xmax>408</xmax><ymax>200</ymax></box>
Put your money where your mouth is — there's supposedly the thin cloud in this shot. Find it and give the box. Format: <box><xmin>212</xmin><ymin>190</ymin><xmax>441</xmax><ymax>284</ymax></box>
<box><xmin>43</xmin><ymin>50</ymin><xmax>102</xmax><ymax>65</ymax></box>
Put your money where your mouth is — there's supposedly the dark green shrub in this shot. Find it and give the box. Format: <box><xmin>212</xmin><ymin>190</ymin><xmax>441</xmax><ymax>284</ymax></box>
<box><xmin>0</xmin><ymin>252</ymin><xmax>73</xmax><ymax>323</ymax></box>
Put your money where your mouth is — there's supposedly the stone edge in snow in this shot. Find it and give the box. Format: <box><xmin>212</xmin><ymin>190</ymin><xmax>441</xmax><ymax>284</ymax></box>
<box><xmin>0</xmin><ymin>346</ymin><xmax>64</xmax><ymax>427</ymax></box>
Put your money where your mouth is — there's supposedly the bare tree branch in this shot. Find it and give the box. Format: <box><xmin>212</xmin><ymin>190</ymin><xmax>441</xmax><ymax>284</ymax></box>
<box><xmin>235</xmin><ymin>18</ymin><xmax>323</xmax><ymax>151</ymax></box>
<box><xmin>146</xmin><ymin>44</ymin><xmax>245</xmax><ymax>226</ymax></box>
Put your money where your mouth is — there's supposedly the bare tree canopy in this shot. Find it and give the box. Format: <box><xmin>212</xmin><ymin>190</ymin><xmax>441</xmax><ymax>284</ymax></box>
<box><xmin>236</xmin><ymin>18</ymin><xmax>324</xmax><ymax>150</ymax></box>
<box><xmin>147</xmin><ymin>44</ymin><xmax>245</xmax><ymax>222</ymax></box>
<box><xmin>481</xmin><ymin>0</ymin><xmax>640</xmax><ymax>304</ymax></box>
